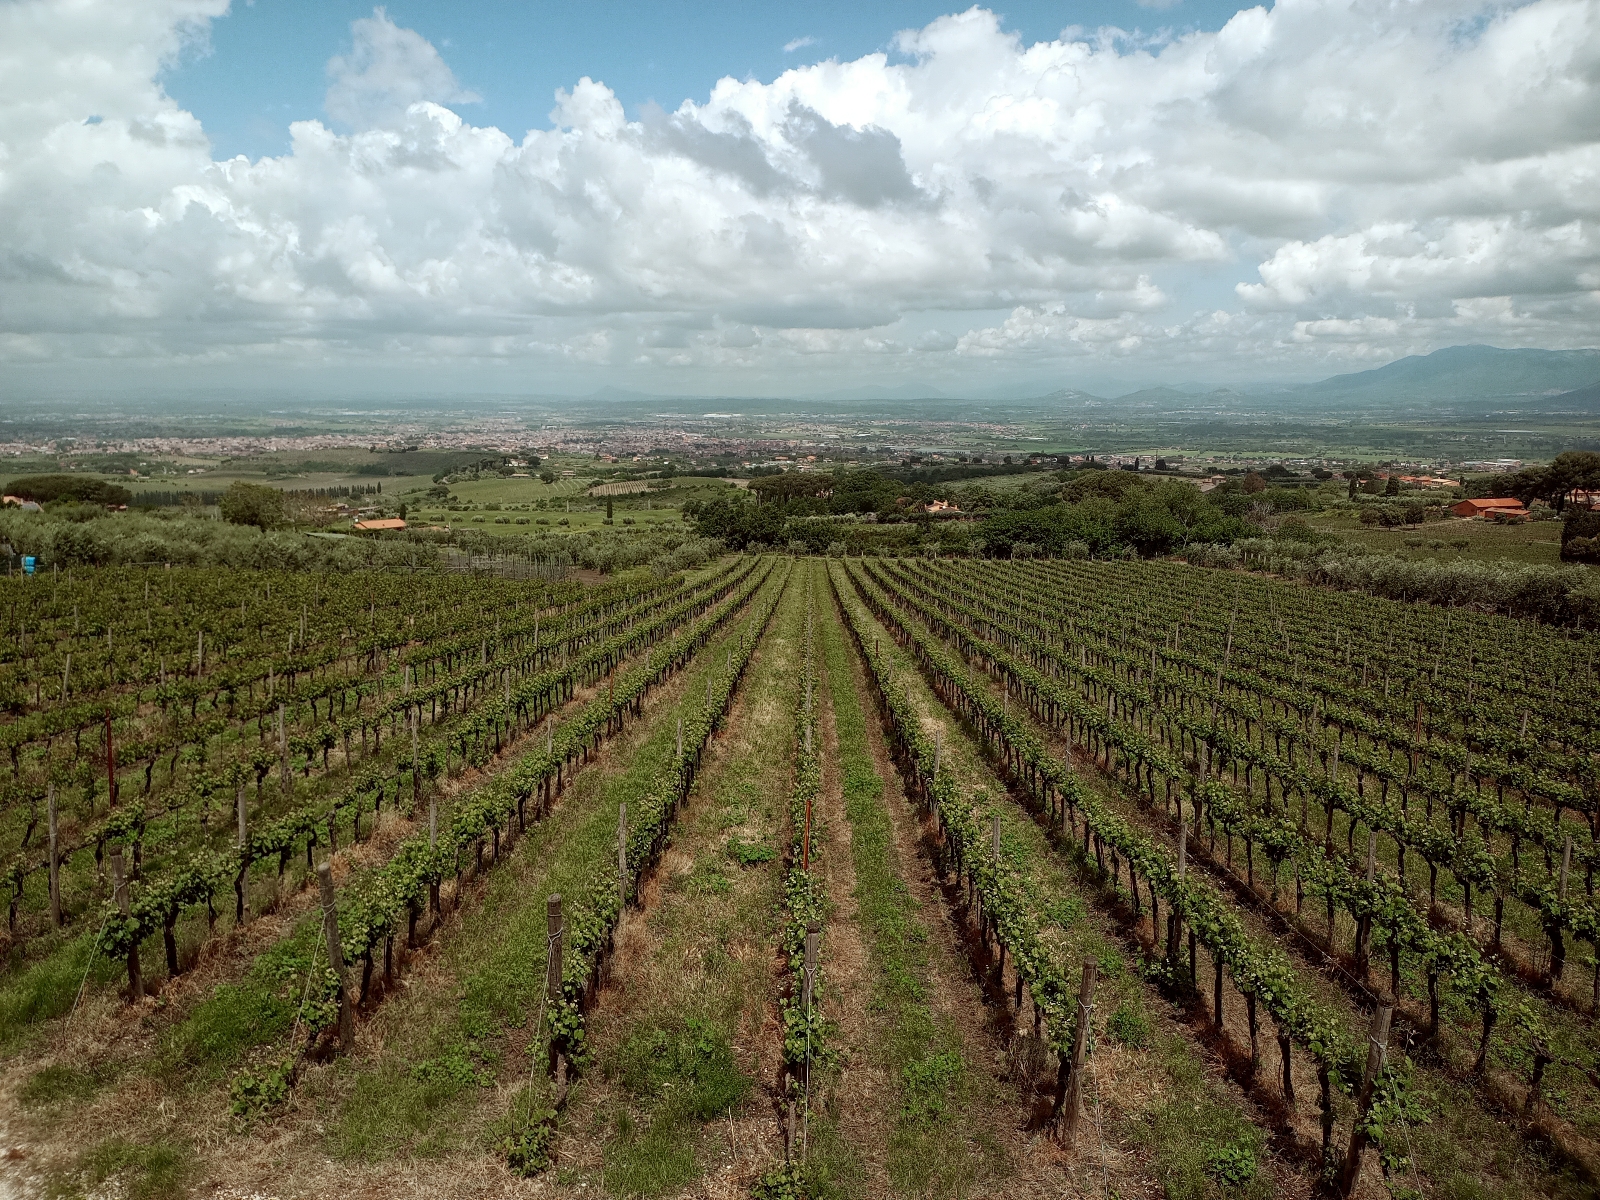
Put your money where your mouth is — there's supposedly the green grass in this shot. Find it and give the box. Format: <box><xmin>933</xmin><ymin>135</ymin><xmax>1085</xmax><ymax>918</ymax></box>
<box><xmin>817</xmin><ymin>588</ymin><xmax>988</xmax><ymax>1199</ymax></box>
<box><xmin>400</xmin><ymin>475</ymin><xmax>730</xmax><ymax>537</ymax></box>
<box><xmin>322</xmin><ymin>582</ymin><xmax>780</xmax><ymax>1163</ymax></box>
<box><xmin>161</xmin><ymin>926</ymin><xmax>316</xmax><ymax>1083</ymax></box>
<box><xmin>0</xmin><ymin>932</ymin><xmax>119</xmax><ymax>1050</ymax></box>
<box><xmin>19</xmin><ymin>1062</ymin><xmax>110</xmax><ymax>1109</ymax></box>
<box><xmin>1308</xmin><ymin>510</ymin><xmax>1574</xmax><ymax>567</ymax></box>
<box><xmin>74</xmin><ymin>1135</ymin><xmax>192</xmax><ymax>1200</ymax></box>
<box><xmin>1140</xmin><ymin>1035</ymin><xmax>1271</xmax><ymax>1200</ymax></box>
<box><xmin>602</xmin><ymin>1018</ymin><xmax>752</xmax><ymax>1196</ymax></box>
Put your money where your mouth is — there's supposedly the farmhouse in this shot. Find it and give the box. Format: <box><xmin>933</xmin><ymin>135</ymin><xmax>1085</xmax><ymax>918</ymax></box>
<box><xmin>1450</xmin><ymin>498</ymin><xmax>1528</xmax><ymax>519</ymax></box>
<box><xmin>352</xmin><ymin>517</ymin><xmax>407</xmax><ymax>531</ymax></box>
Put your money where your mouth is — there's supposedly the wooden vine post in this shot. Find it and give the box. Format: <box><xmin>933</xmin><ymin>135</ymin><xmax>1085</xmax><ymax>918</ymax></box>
<box><xmin>104</xmin><ymin>711</ymin><xmax>118</xmax><ymax>808</ymax></box>
<box><xmin>235</xmin><ymin>782</ymin><xmax>250</xmax><ymax>924</ymax></box>
<box><xmin>47</xmin><ymin>784</ymin><xmax>60</xmax><ymax>927</ymax></box>
<box><xmin>1337</xmin><ymin>997</ymin><xmax>1394</xmax><ymax>1198</ymax></box>
<box><xmin>617</xmin><ymin>804</ymin><xmax>628</xmax><ymax>908</ymax></box>
<box><xmin>316</xmin><ymin>862</ymin><xmax>356</xmax><ymax>1049</ymax></box>
<box><xmin>111</xmin><ymin>849</ymin><xmax>142</xmax><ymax>1001</ymax></box>
<box><xmin>278</xmin><ymin>704</ymin><xmax>293</xmax><ymax>799</ymax></box>
<box><xmin>1553</xmin><ymin>835</ymin><xmax>1573</xmax><ymax>980</ymax></box>
<box><xmin>1167</xmin><ymin>821</ymin><xmax>1187</xmax><ymax>968</ymax></box>
<box><xmin>411</xmin><ymin>710</ymin><xmax>421</xmax><ymax>814</ymax></box>
<box><xmin>547</xmin><ymin>893</ymin><xmax>567</xmax><ymax>1093</ymax></box>
<box><xmin>1058</xmin><ymin>958</ymin><xmax>1098</xmax><ymax>1146</ymax></box>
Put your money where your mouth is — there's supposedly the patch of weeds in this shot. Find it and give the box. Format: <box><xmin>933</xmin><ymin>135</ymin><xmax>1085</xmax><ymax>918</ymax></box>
<box><xmin>1144</xmin><ymin>1038</ymin><xmax>1271</xmax><ymax>1200</ymax></box>
<box><xmin>1046</xmin><ymin>895</ymin><xmax>1086</xmax><ymax>928</ymax></box>
<box><xmin>1206</xmin><ymin>1135</ymin><xmax>1258</xmax><ymax>1186</ymax></box>
<box><xmin>753</xmin><ymin>1161</ymin><xmax>808</xmax><ymax>1199</ymax></box>
<box><xmin>494</xmin><ymin>1083</ymin><xmax>558</xmax><ymax>1177</ymax></box>
<box><xmin>19</xmin><ymin>1063</ymin><xmax>107</xmax><ymax>1109</ymax></box>
<box><xmin>727</xmin><ymin>835</ymin><xmax>777</xmax><ymax>866</ymax></box>
<box><xmin>1094</xmin><ymin>944</ymin><xmax>1126</xmax><ymax>979</ymax></box>
<box><xmin>411</xmin><ymin>1044</ymin><xmax>496</xmax><ymax>1090</ymax></box>
<box><xmin>900</xmin><ymin>1049</ymin><xmax>964</xmax><ymax>1125</ymax></box>
<box><xmin>1106</xmin><ymin>1000</ymin><xmax>1152</xmax><ymax>1050</ymax></box>
<box><xmin>613</xmin><ymin>1016</ymin><xmax>749</xmax><ymax>1119</ymax></box>
<box><xmin>79</xmin><ymin>1135</ymin><xmax>191</xmax><ymax>1200</ymax></box>
<box><xmin>680</xmin><ymin>857</ymin><xmax>732</xmax><ymax>896</ymax></box>
<box><xmin>228</xmin><ymin>1056</ymin><xmax>296</xmax><ymax>1120</ymax></box>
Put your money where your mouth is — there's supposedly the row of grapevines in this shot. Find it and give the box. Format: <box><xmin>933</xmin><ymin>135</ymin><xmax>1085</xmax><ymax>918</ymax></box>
<box><xmin>541</xmin><ymin>559</ymin><xmax>791</xmax><ymax>1075</ymax></box>
<box><xmin>96</xmin><ymin>560</ymin><xmax>769</xmax><ymax>977</ymax></box>
<box><xmin>914</xmin><ymin>558</ymin><xmax>1600</xmax><ymax>982</ymax></box>
<box><xmin>779</xmin><ymin>563</ymin><xmax>827</xmax><ymax>1076</ymax></box>
<box><xmin>838</xmin><ymin>560</ymin><xmax>1369</xmax><ymax>1103</ymax></box>
<box><xmin>224</xmin><ymin>560</ymin><xmax>780</xmax><ymax>1119</ymax></box>
<box><xmin>2</xmin><ymin>563</ymin><xmax>747</xmax><ymax>938</ymax></box>
<box><xmin>872</xmin><ymin>558</ymin><xmax>1581</xmax><ymax>1111</ymax></box>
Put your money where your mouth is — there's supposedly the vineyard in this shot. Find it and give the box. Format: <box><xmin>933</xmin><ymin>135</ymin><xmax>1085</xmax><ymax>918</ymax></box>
<box><xmin>0</xmin><ymin>553</ymin><xmax>1597</xmax><ymax>1200</ymax></box>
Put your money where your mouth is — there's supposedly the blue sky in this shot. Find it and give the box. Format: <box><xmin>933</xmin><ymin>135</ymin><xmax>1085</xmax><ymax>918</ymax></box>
<box><xmin>168</xmin><ymin>0</ymin><xmax>1257</xmax><ymax>161</ymax></box>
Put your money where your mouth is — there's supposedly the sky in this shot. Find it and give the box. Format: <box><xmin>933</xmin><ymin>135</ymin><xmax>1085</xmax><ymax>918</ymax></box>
<box><xmin>0</xmin><ymin>0</ymin><xmax>1596</xmax><ymax>400</ymax></box>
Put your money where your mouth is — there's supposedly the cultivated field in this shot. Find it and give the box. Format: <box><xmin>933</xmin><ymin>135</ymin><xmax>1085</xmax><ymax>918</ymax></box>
<box><xmin>0</xmin><ymin>554</ymin><xmax>1596</xmax><ymax>1200</ymax></box>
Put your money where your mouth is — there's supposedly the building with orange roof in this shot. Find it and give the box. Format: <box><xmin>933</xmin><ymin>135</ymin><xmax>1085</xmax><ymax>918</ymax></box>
<box><xmin>1450</xmin><ymin>498</ymin><xmax>1528</xmax><ymax>520</ymax></box>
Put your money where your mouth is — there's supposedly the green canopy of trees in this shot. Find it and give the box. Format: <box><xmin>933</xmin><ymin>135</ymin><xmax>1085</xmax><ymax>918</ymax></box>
<box><xmin>3</xmin><ymin>473</ymin><xmax>132</xmax><ymax>506</ymax></box>
<box><xmin>1479</xmin><ymin>451</ymin><xmax>1600</xmax><ymax>510</ymax></box>
<box><xmin>219</xmin><ymin>482</ymin><xmax>287</xmax><ymax>531</ymax></box>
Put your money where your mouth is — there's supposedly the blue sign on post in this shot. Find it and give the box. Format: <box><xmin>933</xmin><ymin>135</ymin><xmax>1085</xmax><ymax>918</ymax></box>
<box><xmin>22</xmin><ymin>556</ymin><xmax>36</xmax><ymax>575</ymax></box>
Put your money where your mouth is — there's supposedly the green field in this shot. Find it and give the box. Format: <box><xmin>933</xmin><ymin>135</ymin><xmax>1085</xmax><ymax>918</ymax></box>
<box><xmin>1307</xmin><ymin>508</ymin><xmax>1572</xmax><ymax>567</ymax></box>
<box><xmin>3</xmin><ymin>552</ymin><xmax>1599</xmax><ymax>1199</ymax></box>
<box><xmin>400</xmin><ymin>475</ymin><xmax>735</xmax><ymax>537</ymax></box>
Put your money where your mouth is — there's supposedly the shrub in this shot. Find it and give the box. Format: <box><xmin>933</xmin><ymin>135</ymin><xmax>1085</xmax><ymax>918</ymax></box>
<box><xmin>228</xmin><ymin>1057</ymin><xmax>295</xmax><ymax>1119</ymax></box>
<box><xmin>1276</xmin><ymin>516</ymin><xmax>1317</xmax><ymax>543</ymax></box>
<box><xmin>498</xmin><ymin>1085</ymin><xmax>558</xmax><ymax>1176</ymax></box>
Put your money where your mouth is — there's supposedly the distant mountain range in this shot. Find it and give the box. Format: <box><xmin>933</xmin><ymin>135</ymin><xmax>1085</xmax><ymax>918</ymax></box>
<box><xmin>1002</xmin><ymin>345</ymin><xmax>1600</xmax><ymax>412</ymax></box>
<box><xmin>809</xmin><ymin>382</ymin><xmax>951</xmax><ymax>402</ymax></box>
<box><xmin>570</xmin><ymin>343</ymin><xmax>1600</xmax><ymax>413</ymax></box>
<box><xmin>1298</xmin><ymin>344</ymin><xmax>1600</xmax><ymax>404</ymax></box>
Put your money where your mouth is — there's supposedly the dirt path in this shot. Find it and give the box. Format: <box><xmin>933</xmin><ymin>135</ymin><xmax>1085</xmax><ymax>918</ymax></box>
<box><xmin>536</xmin><ymin>567</ymin><xmax>800</xmax><ymax>1199</ymax></box>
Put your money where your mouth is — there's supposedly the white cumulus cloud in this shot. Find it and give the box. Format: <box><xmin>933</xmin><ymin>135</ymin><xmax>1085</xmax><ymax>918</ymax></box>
<box><xmin>324</xmin><ymin>7</ymin><xmax>481</xmax><ymax>130</ymax></box>
<box><xmin>0</xmin><ymin>0</ymin><xmax>1595</xmax><ymax>393</ymax></box>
